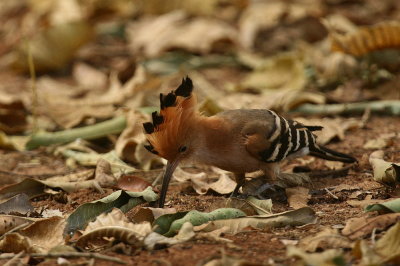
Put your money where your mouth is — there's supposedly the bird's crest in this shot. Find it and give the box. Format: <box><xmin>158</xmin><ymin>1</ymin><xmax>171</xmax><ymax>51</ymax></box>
<box><xmin>143</xmin><ymin>77</ymin><xmax>197</xmax><ymax>160</ymax></box>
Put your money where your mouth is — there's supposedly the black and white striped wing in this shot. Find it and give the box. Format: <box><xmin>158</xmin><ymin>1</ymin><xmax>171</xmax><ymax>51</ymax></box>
<box><xmin>257</xmin><ymin>111</ymin><xmax>318</xmax><ymax>163</ymax></box>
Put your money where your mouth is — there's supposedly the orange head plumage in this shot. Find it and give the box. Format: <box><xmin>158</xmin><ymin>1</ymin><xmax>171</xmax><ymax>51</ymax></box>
<box><xmin>143</xmin><ymin>77</ymin><xmax>199</xmax><ymax>161</ymax></box>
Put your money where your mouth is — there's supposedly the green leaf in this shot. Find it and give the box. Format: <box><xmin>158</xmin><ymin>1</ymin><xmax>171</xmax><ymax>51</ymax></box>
<box><xmin>154</xmin><ymin>208</ymin><xmax>246</xmax><ymax>237</ymax></box>
<box><xmin>65</xmin><ymin>187</ymin><xmax>158</xmax><ymax>235</ymax></box>
<box><xmin>365</xmin><ymin>198</ymin><xmax>400</xmax><ymax>213</ymax></box>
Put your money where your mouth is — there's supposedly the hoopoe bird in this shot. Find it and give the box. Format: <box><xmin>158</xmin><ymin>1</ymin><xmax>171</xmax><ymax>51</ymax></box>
<box><xmin>143</xmin><ymin>77</ymin><xmax>356</xmax><ymax>208</ymax></box>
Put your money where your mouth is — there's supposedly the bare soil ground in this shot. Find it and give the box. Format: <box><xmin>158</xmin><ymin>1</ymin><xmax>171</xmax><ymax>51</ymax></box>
<box><xmin>1</xmin><ymin>115</ymin><xmax>398</xmax><ymax>265</ymax></box>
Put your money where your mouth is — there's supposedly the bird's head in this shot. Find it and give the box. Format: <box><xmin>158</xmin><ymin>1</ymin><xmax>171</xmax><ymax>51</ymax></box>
<box><xmin>143</xmin><ymin>77</ymin><xmax>200</xmax><ymax>207</ymax></box>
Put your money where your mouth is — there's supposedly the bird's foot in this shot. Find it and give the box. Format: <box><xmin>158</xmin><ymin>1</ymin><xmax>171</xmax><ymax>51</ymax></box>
<box><xmin>229</xmin><ymin>192</ymin><xmax>248</xmax><ymax>199</ymax></box>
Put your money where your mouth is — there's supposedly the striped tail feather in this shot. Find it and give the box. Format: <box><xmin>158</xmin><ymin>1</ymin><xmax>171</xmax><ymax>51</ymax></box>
<box><xmin>309</xmin><ymin>145</ymin><xmax>356</xmax><ymax>163</ymax></box>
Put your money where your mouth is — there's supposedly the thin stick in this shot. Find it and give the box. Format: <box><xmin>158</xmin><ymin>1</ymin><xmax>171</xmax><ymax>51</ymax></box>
<box><xmin>324</xmin><ymin>188</ymin><xmax>339</xmax><ymax>200</ymax></box>
<box><xmin>0</xmin><ymin>252</ymin><xmax>127</xmax><ymax>264</ymax></box>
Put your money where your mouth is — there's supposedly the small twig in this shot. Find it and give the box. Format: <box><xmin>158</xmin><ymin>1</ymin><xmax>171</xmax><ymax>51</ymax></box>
<box><xmin>0</xmin><ymin>222</ymin><xmax>31</xmax><ymax>241</ymax></box>
<box><xmin>0</xmin><ymin>252</ymin><xmax>127</xmax><ymax>264</ymax></box>
<box><xmin>324</xmin><ymin>188</ymin><xmax>339</xmax><ymax>200</ymax></box>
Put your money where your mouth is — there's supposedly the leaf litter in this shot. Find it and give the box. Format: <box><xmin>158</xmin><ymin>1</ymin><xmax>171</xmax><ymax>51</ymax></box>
<box><xmin>0</xmin><ymin>0</ymin><xmax>400</xmax><ymax>265</ymax></box>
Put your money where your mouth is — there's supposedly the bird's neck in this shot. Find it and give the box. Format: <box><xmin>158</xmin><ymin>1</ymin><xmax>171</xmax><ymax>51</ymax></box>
<box><xmin>188</xmin><ymin>115</ymin><xmax>234</xmax><ymax>165</ymax></box>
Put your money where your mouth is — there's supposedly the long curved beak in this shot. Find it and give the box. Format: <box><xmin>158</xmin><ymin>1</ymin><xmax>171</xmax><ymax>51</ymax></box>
<box><xmin>158</xmin><ymin>159</ymin><xmax>180</xmax><ymax>208</ymax></box>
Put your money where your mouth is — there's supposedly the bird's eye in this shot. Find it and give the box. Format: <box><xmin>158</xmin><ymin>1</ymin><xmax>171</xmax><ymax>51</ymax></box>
<box><xmin>179</xmin><ymin>146</ymin><xmax>187</xmax><ymax>153</ymax></box>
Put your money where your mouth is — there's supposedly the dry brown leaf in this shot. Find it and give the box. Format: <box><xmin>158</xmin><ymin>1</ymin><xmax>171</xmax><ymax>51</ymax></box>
<box><xmin>287</xmin><ymin>246</ymin><xmax>344</xmax><ymax>266</ymax></box>
<box><xmin>295</xmin><ymin>117</ymin><xmax>362</xmax><ymax>145</ymax></box>
<box><xmin>39</xmin><ymin>66</ymin><xmax>147</xmax><ymax>128</ymax></box>
<box><xmin>363</xmin><ymin>133</ymin><xmax>397</xmax><ymax>150</ymax></box>
<box><xmin>286</xmin><ymin>187</ymin><xmax>310</xmax><ymax>209</ymax></box>
<box><xmin>133</xmin><ymin>207</ymin><xmax>177</xmax><ymax>223</ymax></box>
<box><xmin>0</xmin><ymin>216</ymin><xmax>66</xmax><ymax>253</ymax></box>
<box><xmin>330</xmin><ymin>184</ymin><xmax>360</xmax><ymax>193</ymax></box>
<box><xmin>173</xmin><ymin>167</ymin><xmax>236</xmax><ymax>195</ymax></box>
<box><xmin>72</xmin><ymin>62</ymin><xmax>108</xmax><ymax>90</ymax></box>
<box><xmin>369</xmin><ymin>150</ymin><xmax>400</xmax><ymax>186</ymax></box>
<box><xmin>203</xmin><ymin>251</ymin><xmax>252</xmax><ymax>266</ymax></box>
<box><xmin>346</xmin><ymin>195</ymin><xmax>388</xmax><ymax>209</ymax></box>
<box><xmin>127</xmin><ymin>11</ymin><xmax>237</xmax><ymax>57</ymax></box>
<box><xmin>0</xmin><ymin>194</ymin><xmax>33</xmax><ymax>215</ymax></box>
<box><xmin>240</xmin><ymin>52</ymin><xmax>307</xmax><ymax>92</ymax></box>
<box><xmin>76</xmin><ymin>208</ymin><xmax>152</xmax><ymax>249</ymax></box>
<box><xmin>324</xmin><ymin>161</ymin><xmax>344</xmax><ymax>170</ymax></box>
<box><xmin>219</xmin><ymin>89</ymin><xmax>325</xmax><ymax>113</ymax></box>
<box><xmin>117</xmin><ymin>175</ymin><xmax>152</xmax><ymax>192</ymax></box>
<box><xmin>45</xmin><ymin>169</ymin><xmax>94</xmax><ymax>183</ymax></box>
<box><xmin>239</xmin><ymin>2</ymin><xmax>312</xmax><ymax>50</ymax></box>
<box><xmin>0</xmin><ymin>215</ymin><xmax>33</xmax><ymax>235</ymax></box>
<box><xmin>115</xmin><ymin>110</ymin><xmax>158</xmax><ymax>167</ymax></box>
<box><xmin>95</xmin><ymin>159</ymin><xmax>116</xmax><ymax>187</ymax></box>
<box><xmin>342</xmin><ymin>213</ymin><xmax>400</xmax><ymax>240</ymax></box>
<box><xmin>298</xmin><ymin>227</ymin><xmax>351</xmax><ymax>252</ymax></box>
<box><xmin>194</xmin><ymin>207</ymin><xmax>316</xmax><ymax>234</ymax></box>
<box><xmin>11</xmin><ymin>21</ymin><xmax>93</xmax><ymax>72</ymax></box>
<box><xmin>144</xmin><ymin>222</ymin><xmax>195</xmax><ymax>250</ymax></box>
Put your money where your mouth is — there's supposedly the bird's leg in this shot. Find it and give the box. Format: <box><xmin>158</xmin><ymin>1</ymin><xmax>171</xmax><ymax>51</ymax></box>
<box><xmin>254</xmin><ymin>164</ymin><xmax>280</xmax><ymax>199</ymax></box>
<box><xmin>230</xmin><ymin>173</ymin><xmax>245</xmax><ymax>198</ymax></box>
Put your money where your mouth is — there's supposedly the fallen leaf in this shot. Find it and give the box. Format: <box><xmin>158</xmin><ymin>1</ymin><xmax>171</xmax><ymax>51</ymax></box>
<box><xmin>0</xmin><ymin>215</ymin><xmax>33</xmax><ymax>235</ymax></box>
<box><xmin>287</xmin><ymin>246</ymin><xmax>344</xmax><ymax>266</ymax></box>
<box><xmin>115</xmin><ymin>110</ymin><xmax>154</xmax><ymax>166</ymax></box>
<box><xmin>95</xmin><ymin>159</ymin><xmax>116</xmax><ymax>187</ymax></box>
<box><xmin>195</xmin><ymin>207</ymin><xmax>316</xmax><ymax>235</ymax></box>
<box><xmin>365</xmin><ymin>198</ymin><xmax>400</xmax><ymax>213</ymax></box>
<box><xmin>346</xmin><ymin>195</ymin><xmax>387</xmax><ymax>209</ymax></box>
<box><xmin>295</xmin><ymin>117</ymin><xmax>362</xmax><ymax>145</ymax></box>
<box><xmin>203</xmin><ymin>250</ymin><xmax>253</xmax><ymax>266</ymax></box>
<box><xmin>369</xmin><ymin>150</ymin><xmax>400</xmax><ymax>186</ymax></box>
<box><xmin>154</xmin><ymin>208</ymin><xmax>246</xmax><ymax>237</ymax></box>
<box><xmin>127</xmin><ymin>11</ymin><xmax>237</xmax><ymax>57</ymax></box>
<box><xmin>239</xmin><ymin>2</ymin><xmax>310</xmax><ymax>50</ymax></box>
<box><xmin>65</xmin><ymin>187</ymin><xmax>158</xmax><ymax>235</ymax></box>
<box><xmin>75</xmin><ymin>208</ymin><xmax>152</xmax><ymax>249</ymax></box>
<box><xmin>173</xmin><ymin>167</ymin><xmax>236</xmax><ymax>195</ymax></box>
<box><xmin>363</xmin><ymin>133</ymin><xmax>397</xmax><ymax>149</ymax></box>
<box><xmin>133</xmin><ymin>207</ymin><xmax>177</xmax><ymax>223</ymax></box>
<box><xmin>59</xmin><ymin>149</ymin><xmax>137</xmax><ymax>174</ymax></box>
<box><xmin>286</xmin><ymin>187</ymin><xmax>310</xmax><ymax>209</ymax></box>
<box><xmin>11</xmin><ymin>21</ymin><xmax>93</xmax><ymax>72</ymax></box>
<box><xmin>117</xmin><ymin>175</ymin><xmax>152</xmax><ymax>192</ymax></box>
<box><xmin>374</xmin><ymin>222</ymin><xmax>400</xmax><ymax>263</ymax></box>
<box><xmin>331</xmin><ymin>184</ymin><xmax>360</xmax><ymax>193</ymax></box>
<box><xmin>0</xmin><ymin>216</ymin><xmax>66</xmax><ymax>253</ymax></box>
<box><xmin>72</xmin><ymin>62</ymin><xmax>108</xmax><ymax>90</ymax></box>
<box><xmin>240</xmin><ymin>52</ymin><xmax>307</xmax><ymax>92</ymax></box>
<box><xmin>298</xmin><ymin>227</ymin><xmax>352</xmax><ymax>252</ymax></box>
<box><xmin>0</xmin><ymin>193</ymin><xmax>33</xmax><ymax>215</ymax></box>
<box><xmin>144</xmin><ymin>222</ymin><xmax>195</xmax><ymax>250</ymax></box>
<box><xmin>342</xmin><ymin>213</ymin><xmax>400</xmax><ymax>240</ymax></box>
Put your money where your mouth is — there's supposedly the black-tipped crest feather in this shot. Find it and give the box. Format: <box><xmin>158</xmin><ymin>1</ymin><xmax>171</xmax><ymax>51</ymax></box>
<box><xmin>143</xmin><ymin>122</ymin><xmax>154</xmax><ymax>134</ymax></box>
<box><xmin>175</xmin><ymin>77</ymin><xmax>193</xmax><ymax>97</ymax></box>
<box><xmin>152</xmin><ymin>111</ymin><xmax>164</xmax><ymax>126</ymax></box>
<box><xmin>163</xmin><ymin>93</ymin><xmax>177</xmax><ymax>108</ymax></box>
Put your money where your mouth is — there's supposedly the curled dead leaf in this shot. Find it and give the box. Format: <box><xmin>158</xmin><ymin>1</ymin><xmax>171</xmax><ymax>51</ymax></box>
<box><xmin>117</xmin><ymin>175</ymin><xmax>152</xmax><ymax>192</ymax></box>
